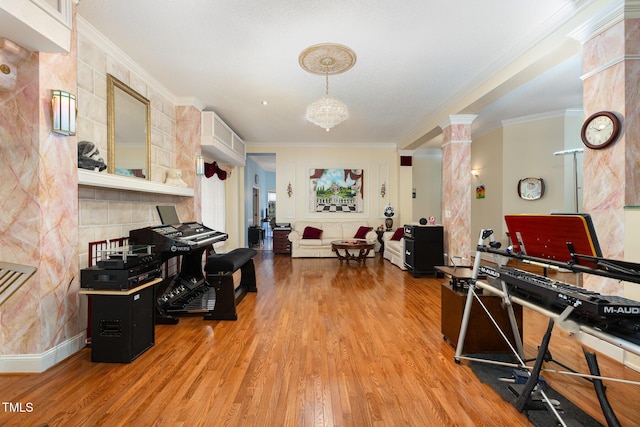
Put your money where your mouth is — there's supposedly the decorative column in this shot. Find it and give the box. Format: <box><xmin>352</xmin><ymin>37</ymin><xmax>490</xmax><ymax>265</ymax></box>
<box><xmin>0</xmin><ymin>17</ymin><xmax>79</xmax><ymax>361</ymax></box>
<box><xmin>440</xmin><ymin>115</ymin><xmax>477</xmax><ymax>262</ymax></box>
<box><xmin>574</xmin><ymin>3</ymin><xmax>640</xmax><ymax>295</ymax></box>
<box><xmin>176</xmin><ymin>105</ymin><xmax>200</xmax><ymax>222</ymax></box>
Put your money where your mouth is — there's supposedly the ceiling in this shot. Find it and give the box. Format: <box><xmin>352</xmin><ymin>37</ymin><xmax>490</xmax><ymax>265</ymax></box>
<box><xmin>76</xmin><ymin>0</ymin><xmax>587</xmax><ymax>152</ymax></box>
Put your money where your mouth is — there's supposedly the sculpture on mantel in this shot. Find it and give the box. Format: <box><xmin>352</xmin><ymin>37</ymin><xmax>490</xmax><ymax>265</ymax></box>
<box><xmin>165</xmin><ymin>168</ymin><xmax>187</xmax><ymax>187</ymax></box>
<box><xmin>77</xmin><ymin>141</ymin><xmax>107</xmax><ymax>172</ymax></box>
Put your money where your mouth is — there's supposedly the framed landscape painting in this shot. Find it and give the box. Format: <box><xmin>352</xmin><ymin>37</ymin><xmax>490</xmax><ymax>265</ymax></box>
<box><xmin>309</xmin><ymin>168</ymin><xmax>364</xmax><ymax>213</ymax></box>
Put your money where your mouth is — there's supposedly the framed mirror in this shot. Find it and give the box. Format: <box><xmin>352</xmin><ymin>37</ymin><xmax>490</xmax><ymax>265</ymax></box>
<box><xmin>107</xmin><ymin>74</ymin><xmax>151</xmax><ymax>180</ymax></box>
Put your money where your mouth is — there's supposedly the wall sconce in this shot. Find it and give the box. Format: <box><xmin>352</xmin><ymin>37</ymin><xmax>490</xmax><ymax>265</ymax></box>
<box><xmin>51</xmin><ymin>90</ymin><xmax>77</xmax><ymax>136</ymax></box>
<box><xmin>287</xmin><ymin>182</ymin><xmax>293</xmax><ymax>198</ymax></box>
<box><xmin>471</xmin><ymin>169</ymin><xmax>480</xmax><ymax>178</ymax></box>
<box><xmin>195</xmin><ymin>155</ymin><xmax>205</xmax><ymax>176</ymax></box>
<box><xmin>380</xmin><ymin>183</ymin><xmax>386</xmax><ymax>198</ymax></box>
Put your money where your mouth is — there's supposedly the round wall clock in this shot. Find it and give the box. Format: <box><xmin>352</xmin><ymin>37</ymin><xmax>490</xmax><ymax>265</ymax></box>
<box><xmin>581</xmin><ymin>111</ymin><xmax>621</xmax><ymax>149</ymax></box>
<box><xmin>517</xmin><ymin>177</ymin><xmax>545</xmax><ymax>200</ymax></box>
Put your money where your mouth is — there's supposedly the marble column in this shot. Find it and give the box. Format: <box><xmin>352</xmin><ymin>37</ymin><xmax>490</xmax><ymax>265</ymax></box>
<box><xmin>176</xmin><ymin>105</ymin><xmax>200</xmax><ymax>222</ymax></box>
<box><xmin>440</xmin><ymin>115</ymin><xmax>477</xmax><ymax>262</ymax></box>
<box><xmin>0</xmin><ymin>14</ymin><xmax>79</xmax><ymax>357</ymax></box>
<box><xmin>577</xmin><ymin>6</ymin><xmax>640</xmax><ymax>295</ymax></box>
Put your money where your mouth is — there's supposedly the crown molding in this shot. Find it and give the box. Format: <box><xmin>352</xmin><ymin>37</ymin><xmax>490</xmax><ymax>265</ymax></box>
<box><xmin>568</xmin><ymin>0</ymin><xmax>632</xmax><ymax>44</ymax></box>
<box><xmin>502</xmin><ymin>109</ymin><xmax>568</xmax><ymax>126</ymax></box>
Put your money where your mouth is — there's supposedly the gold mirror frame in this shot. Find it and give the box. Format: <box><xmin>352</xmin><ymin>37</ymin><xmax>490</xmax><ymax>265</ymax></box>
<box><xmin>107</xmin><ymin>74</ymin><xmax>151</xmax><ymax>180</ymax></box>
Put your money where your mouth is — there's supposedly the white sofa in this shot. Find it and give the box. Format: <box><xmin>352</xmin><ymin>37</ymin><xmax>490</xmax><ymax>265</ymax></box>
<box><xmin>287</xmin><ymin>221</ymin><xmax>377</xmax><ymax>258</ymax></box>
<box><xmin>382</xmin><ymin>230</ymin><xmax>406</xmax><ymax>270</ymax></box>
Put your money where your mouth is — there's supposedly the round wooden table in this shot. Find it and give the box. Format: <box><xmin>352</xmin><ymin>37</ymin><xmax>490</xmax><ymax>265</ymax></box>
<box><xmin>331</xmin><ymin>239</ymin><xmax>375</xmax><ymax>266</ymax></box>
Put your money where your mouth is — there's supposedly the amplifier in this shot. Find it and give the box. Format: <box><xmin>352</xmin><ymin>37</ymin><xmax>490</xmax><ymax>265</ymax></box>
<box><xmin>81</xmin><ymin>262</ymin><xmax>162</xmax><ymax>290</ymax></box>
<box><xmin>97</xmin><ymin>253</ymin><xmax>156</xmax><ymax>269</ymax></box>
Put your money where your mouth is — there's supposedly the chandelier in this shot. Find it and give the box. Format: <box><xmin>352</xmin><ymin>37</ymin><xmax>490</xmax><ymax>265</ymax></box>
<box><xmin>299</xmin><ymin>43</ymin><xmax>356</xmax><ymax>131</ymax></box>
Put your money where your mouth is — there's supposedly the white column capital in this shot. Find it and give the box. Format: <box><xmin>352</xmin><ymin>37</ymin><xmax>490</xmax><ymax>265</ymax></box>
<box><xmin>398</xmin><ymin>149</ymin><xmax>415</xmax><ymax>157</ymax></box>
<box><xmin>439</xmin><ymin>114</ymin><xmax>478</xmax><ymax>130</ymax></box>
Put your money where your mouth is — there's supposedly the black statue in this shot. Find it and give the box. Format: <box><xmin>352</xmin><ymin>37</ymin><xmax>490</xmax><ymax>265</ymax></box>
<box><xmin>77</xmin><ymin>141</ymin><xmax>107</xmax><ymax>172</ymax></box>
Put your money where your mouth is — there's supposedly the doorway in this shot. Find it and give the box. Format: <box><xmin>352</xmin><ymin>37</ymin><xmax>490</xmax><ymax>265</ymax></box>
<box><xmin>246</xmin><ymin>153</ymin><xmax>276</xmax><ymax>248</ymax></box>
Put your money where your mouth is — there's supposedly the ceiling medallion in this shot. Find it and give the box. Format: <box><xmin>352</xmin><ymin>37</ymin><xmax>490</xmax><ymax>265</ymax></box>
<box><xmin>299</xmin><ymin>43</ymin><xmax>357</xmax><ymax>75</ymax></box>
<box><xmin>299</xmin><ymin>43</ymin><xmax>356</xmax><ymax>131</ymax></box>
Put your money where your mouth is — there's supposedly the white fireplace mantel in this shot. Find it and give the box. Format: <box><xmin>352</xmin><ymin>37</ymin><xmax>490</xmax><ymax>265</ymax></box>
<box><xmin>78</xmin><ymin>169</ymin><xmax>194</xmax><ymax>197</ymax></box>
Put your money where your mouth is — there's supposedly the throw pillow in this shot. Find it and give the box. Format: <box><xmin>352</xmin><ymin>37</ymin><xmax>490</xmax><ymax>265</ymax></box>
<box><xmin>390</xmin><ymin>227</ymin><xmax>404</xmax><ymax>241</ymax></box>
<box><xmin>302</xmin><ymin>226</ymin><xmax>323</xmax><ymax>239</ymax></box>
<box><xmin>354</xmin><ymin>226</ymin><xmax>373</xmax><ymax>239</ymax></box>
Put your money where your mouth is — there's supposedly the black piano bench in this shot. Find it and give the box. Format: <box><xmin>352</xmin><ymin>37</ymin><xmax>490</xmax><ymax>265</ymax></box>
<box><xmin>204</xmin><ymin>248</ymin><xmax>257</xmax><ymax>320</ymax></box>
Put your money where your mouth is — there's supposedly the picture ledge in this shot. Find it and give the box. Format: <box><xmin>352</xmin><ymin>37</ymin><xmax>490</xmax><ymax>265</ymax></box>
<box><xmin>77</xmin><ymin>169</ymin><xmax>194</xmax><ymax>197</ymax></box>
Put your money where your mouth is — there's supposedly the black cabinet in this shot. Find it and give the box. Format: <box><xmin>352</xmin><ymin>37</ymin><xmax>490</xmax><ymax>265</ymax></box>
<box><xmin>403</xmin><ymin>225</ymin><xmax>444</xmax><ymax>277</ymax></box>
<box><xmin>248</xmin><ymin>226</ymin><xmax>264</xmax><ymax>247</ymax></box>
<box><xmin>84</xmin><ymin>281</ymin><xmax>156</xmax><ymax>363</ymax></box>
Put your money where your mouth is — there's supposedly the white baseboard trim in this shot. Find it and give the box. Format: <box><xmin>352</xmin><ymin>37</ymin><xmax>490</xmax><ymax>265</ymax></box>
<box><xmin>0</xmin><ymin>332</ymin><xmax>86</xmax><ymax>373</ymax></box>
<box><xmin>576</xmin><ymin>331</ymin><xmax>624</xmax><ymax>363</ymax></box>
<box><xmin>624</xmin><ymin>351</ymin><xmax>640</xmax><ymax>372</ymax></box>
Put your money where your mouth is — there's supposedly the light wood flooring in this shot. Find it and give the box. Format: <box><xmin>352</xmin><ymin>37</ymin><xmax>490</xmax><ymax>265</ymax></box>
<box><xmin>1</xmin><ymin>251</ymin><xmax>640</xmax><ymax>426</ymax></box>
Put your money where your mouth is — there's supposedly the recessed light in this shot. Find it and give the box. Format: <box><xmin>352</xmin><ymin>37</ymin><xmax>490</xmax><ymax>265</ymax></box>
<box><xmin>261</xmin><ymin>100</ymin><xmax>268</xmax><ymax>106</ymax></box>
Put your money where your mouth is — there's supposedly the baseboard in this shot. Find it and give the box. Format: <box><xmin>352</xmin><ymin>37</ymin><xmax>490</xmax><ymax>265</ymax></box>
<box><xmin>576</xmin><ymin>331</ymin><xmax>624</xmax><ymax>363</ymax></box>
<box><xmin>0</xmin><ymin>331</ymin><xmax>86</xmax><ymax>373</ymax></box>
<box><xmin>624</xmin><ymin>350</ymin><xmax>640</xmax><ymax>372</ymax></box>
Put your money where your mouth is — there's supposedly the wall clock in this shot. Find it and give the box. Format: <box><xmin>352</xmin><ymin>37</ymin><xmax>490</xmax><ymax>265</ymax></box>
<box><xmin>581</xmin><ymin>111</ymin><xmax>621</xmax><ymax>149</ymax></box>
<box><xmin>517</xmin><ymin>177</ymin><xmax>545</xmax><ymax>200</ymax></box>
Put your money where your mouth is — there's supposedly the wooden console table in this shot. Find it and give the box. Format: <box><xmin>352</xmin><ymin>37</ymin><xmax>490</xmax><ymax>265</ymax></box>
<box><xmin>440</xmin><ymin>282</ymin><xmax>522</xmax><ymax>354</ymax></box>
<box><xmin>273</xmin><ymin>227</ymin><xmax>291</xmax><ymax>254</ymax></box>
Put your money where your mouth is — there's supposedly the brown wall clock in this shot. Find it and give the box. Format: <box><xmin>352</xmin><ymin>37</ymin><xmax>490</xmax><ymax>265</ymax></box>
<box><xmin>581</xmin><ymin>111</ymin><xmax>621</xmax><ymax>149</ymax></box>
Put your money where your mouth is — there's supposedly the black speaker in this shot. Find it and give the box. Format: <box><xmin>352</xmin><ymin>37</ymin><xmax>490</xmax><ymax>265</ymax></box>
<box><xmin>403</xmin><ymin>225</ymin><xmax>444</xmax><ymax>277</ymax></box>
<box><xmin>90</xmin><ymin>284</ymin><xmax>155</xmax><ymax>363</ymax></box>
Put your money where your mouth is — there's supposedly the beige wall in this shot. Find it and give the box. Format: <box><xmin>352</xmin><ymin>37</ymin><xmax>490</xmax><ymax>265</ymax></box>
<box><xmin>470</xmin><ymin>127</ymin><xmax>504</xmax><ymax>251</ymax></box>
<box><xmin>469</xmin><ymin>110</ymin><xmax>583</xmax><ymax>253</ymax></box>
<box><xmin>560</xmin><ymin>110</ymin><xmax>585</xmax><ymax>212</ymax></box>
<box><xmin>501</xmin><ymin>112</ymin><xmax>574</xmax><ymax>242</ymax></box>
<box><xmin>248</xmin><ymin>144</ymin><xmax>401</xmax><ymax>229</ymax></box>
<box><xmin>412</xmin><ymin>153</ymin><xmax>442</xmax><ymax>223</ymax></box>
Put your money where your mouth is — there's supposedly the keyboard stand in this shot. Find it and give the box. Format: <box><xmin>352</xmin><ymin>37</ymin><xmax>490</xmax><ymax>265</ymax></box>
<box><xmin>456</xmin><ymin>229</ymin><xmax>637</xmax><ymax>426</ymax></box>
<box><xmin>455</xmin><ymin>229</ymin><xmax>524</xmax><ymax>362</ymax></box>
<box><xmin>512</xmin><ymin>308</ymin><xmax>622</xmax><ymax>427</ymax></box>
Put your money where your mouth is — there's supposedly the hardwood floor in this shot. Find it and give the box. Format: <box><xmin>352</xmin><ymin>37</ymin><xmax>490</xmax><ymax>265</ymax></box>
<box><xmin>1</xmin><ymin>252</ymin><xmax>640</xmax><ymax>426</ymax></box>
